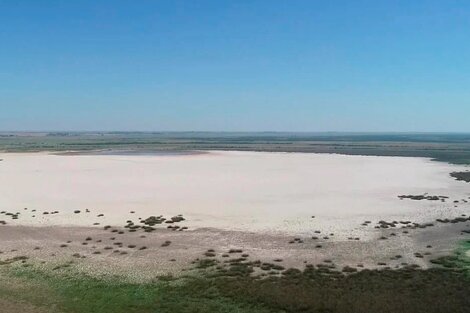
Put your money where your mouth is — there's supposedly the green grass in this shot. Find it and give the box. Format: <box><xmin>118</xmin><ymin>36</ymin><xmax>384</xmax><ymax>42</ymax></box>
<box><xmin>0</xmin><ymin>265</ymin><xmax>269</xmax><ymax>313</ymax></box>
<box><xmin>2</xmin><ymin>245</ymin><xmax>470</xmax><ymax>313</ymax></box>
<box><xmin>430</xmin><ymin>240</ymin><xmax>470</xmax><ymax>274</ymax></box>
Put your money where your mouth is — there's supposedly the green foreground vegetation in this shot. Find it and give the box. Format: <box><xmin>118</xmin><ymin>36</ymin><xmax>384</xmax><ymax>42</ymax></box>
<box><xmin>1</xmin><ymin>240</ymin><xmax>469</xmax><ymax>313</ymax></box>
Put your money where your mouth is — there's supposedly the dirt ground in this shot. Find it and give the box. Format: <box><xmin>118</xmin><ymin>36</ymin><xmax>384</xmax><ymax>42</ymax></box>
<box><xmin>1</xmin><ymin>220</ymin><xmax>468</xmax><ymax>281</ymax></box>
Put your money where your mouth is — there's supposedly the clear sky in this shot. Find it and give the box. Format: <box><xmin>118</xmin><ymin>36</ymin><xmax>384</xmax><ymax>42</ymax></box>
<box><xmin>1</xmin><ymin>1</ymin><xmax>469</xmax><ymax>132</ymax></box>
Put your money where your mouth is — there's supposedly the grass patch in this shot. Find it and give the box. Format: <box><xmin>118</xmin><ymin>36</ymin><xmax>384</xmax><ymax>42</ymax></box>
<box><xmin>0</xmin><ymin>264</ymin><xmax>269</xmax><ymax>313</ymax></box>
<box><xmin>1</xmin><ymin>253</ymin><xmax>470</xmax><ymax>313</ymax></box>
<box><xmin>430</xmin><ymin>240</ymin><xmax>470</xmax><ymax>274</ymax></box>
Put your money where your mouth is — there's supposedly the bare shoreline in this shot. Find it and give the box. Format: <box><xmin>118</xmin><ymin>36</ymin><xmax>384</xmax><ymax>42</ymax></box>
<box><xmin>1</xmin><ymin>220</ymin><xmax>468</xmax><ymax>281</ymax></box>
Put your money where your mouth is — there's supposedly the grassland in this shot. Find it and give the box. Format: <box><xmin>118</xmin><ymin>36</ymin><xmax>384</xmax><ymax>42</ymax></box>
<box><xmin>1</xmin><ymin>132</ymin><xmax>470</xmax><ymax>164</ymax></box>
<box><xmin>0</xmin><ymin>239</ymin><xmax>469</xmax><ymax>313</ymax></box>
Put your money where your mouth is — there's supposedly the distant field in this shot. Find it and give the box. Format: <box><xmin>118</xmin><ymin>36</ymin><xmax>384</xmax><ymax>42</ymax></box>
<box><xmin>2</xmin><ymin>132</ymin><xmax>470</xmax><ymax>164</ymax></box>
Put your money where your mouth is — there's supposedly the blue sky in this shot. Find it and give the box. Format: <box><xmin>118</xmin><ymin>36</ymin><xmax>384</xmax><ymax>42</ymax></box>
<box><xmin>1</xmin><ymin>1</ymin><xmax>469</xmax><ymax>132</ymax></box>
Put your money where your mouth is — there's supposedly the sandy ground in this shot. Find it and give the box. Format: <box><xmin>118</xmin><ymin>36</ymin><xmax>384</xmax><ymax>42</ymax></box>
<box><xmin>0</xmin><ymin>298</ymin><xmax>46</xmax><ymax>313</ymax></box>
<box><xmin>0</xmin><ymin>221</ymin><xmax>468</xmax><ymax>281</ymax></box>
<box><xmin>0</xmin><ymin>151</ymin><xmax>469</xmax><ymax>279</ymax></box>
<box><xmin>0</xmin><ymin>151</ymin><xmax>469</xmax><ymax>236</ymax></box>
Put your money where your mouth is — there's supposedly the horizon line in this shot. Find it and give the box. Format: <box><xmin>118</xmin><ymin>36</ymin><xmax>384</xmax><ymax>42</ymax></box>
<box><xmin>2</xmin><ymin>131</ymin><xmax>470</xmax><ymax>135</ymax></box>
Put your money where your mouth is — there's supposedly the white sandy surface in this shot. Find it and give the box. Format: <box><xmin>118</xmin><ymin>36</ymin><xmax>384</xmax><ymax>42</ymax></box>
<box><xmin>0</xmin><ymin>151</ymin><xmax>469</xmax><ymax>237</ymax></box>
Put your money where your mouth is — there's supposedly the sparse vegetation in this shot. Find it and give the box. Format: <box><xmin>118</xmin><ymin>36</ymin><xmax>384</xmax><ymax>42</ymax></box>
<box><xmin>450</xmin><ymin>171</ymin><xmax>470</xmax><ymax>183</ymax></box>
<box><xmin>1</xmin><ymin>247</ymin><xmax>469</xmax><ymax>313</ymax></box>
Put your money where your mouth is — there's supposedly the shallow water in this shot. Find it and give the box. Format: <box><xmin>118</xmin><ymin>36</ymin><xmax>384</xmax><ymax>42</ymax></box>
<box><xmin>56</xmin><ymin>149</ymin><xmax>205</xmax><ymax>156</ymax></box>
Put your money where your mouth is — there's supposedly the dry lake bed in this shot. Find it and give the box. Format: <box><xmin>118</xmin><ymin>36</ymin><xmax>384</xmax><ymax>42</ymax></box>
<box><xmin>0</xmin><ymin>151</ymin><xmax>469</xmax><ymax>279</ymax></box>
